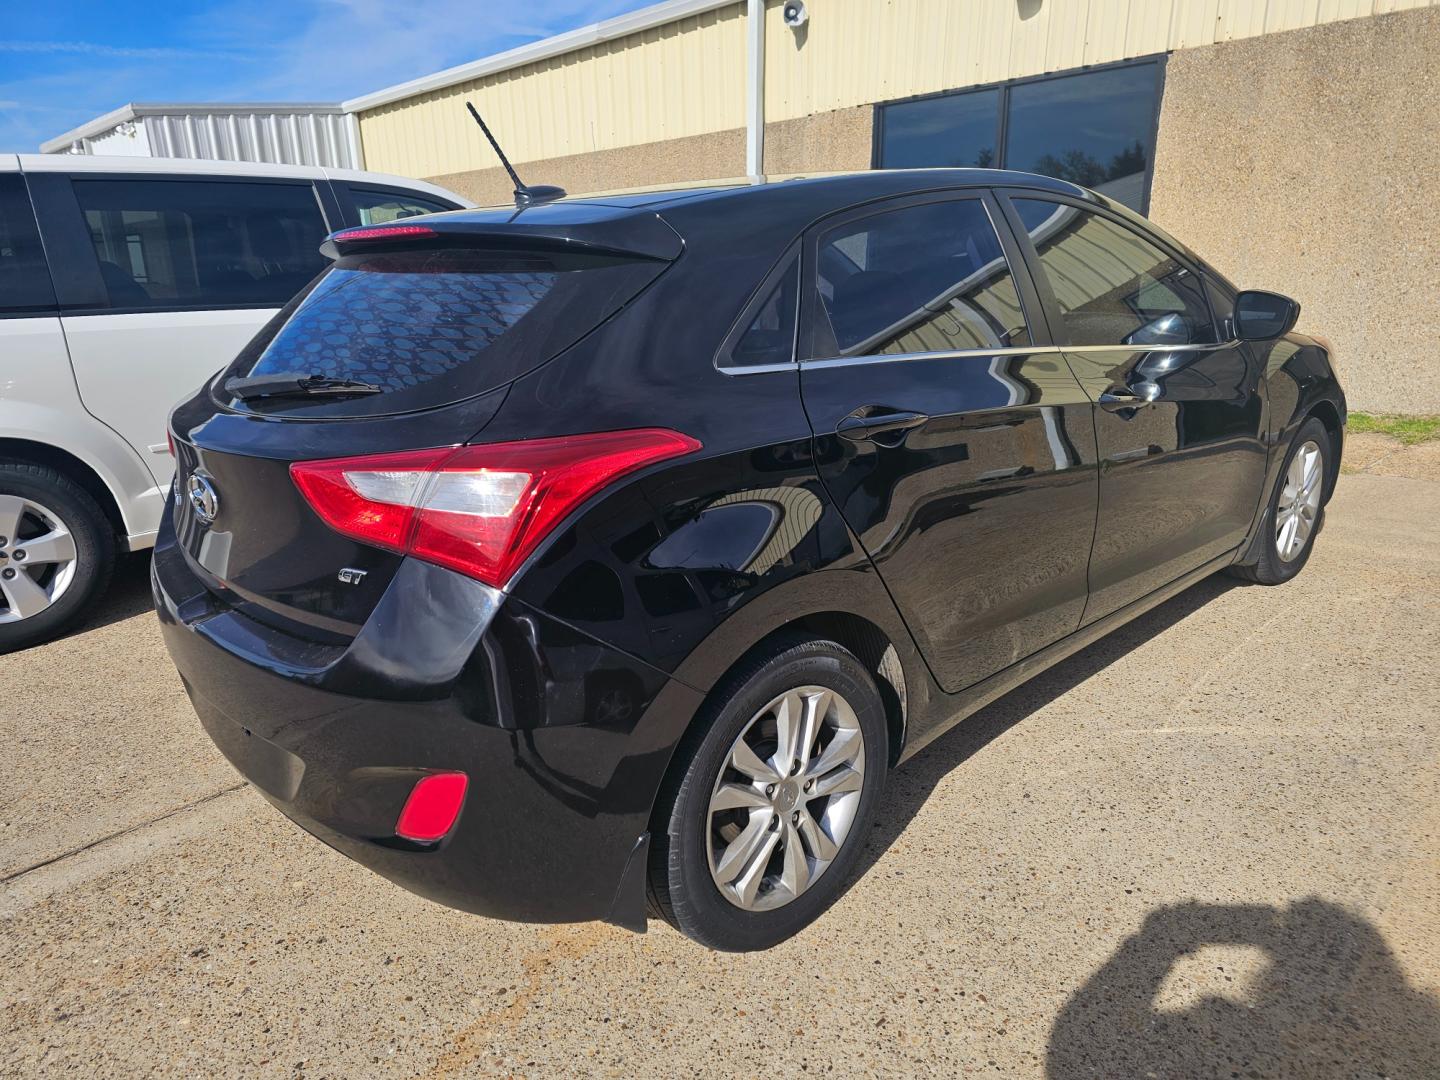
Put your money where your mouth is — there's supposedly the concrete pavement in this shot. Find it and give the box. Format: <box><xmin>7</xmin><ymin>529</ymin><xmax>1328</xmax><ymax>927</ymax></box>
<box><xmin>2</xmin><ymin>466</ymin><xmax>1437</xmax><ymax>1078</ymax></box>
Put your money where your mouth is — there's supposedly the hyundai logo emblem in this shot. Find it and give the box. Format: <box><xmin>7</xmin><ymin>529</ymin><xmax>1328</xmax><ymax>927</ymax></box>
<box><xmin>186</xmin><ymin>472</ymin><xmax>220</xmax><ymax>525</ymax></box>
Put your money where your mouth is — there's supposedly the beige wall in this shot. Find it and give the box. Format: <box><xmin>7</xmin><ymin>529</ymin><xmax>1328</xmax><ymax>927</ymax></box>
<box><xmin>424</xmin><ymin>106</ymin><xmax>874</xmax><ymax>205</ymax></box>
<box><xmin>360</xmin><ymin>0</ymin><xmax>1439</xmax><ymax>179</ymax></box>
<box><xmin>763</xmin><ymin>0</ymin><xmax>1438</xmax><ymax>122</ymax></box>
<box><xmin>1148</xmin><ymin>5</ymin><xmax>1440</xmax><ymax>414</ymax></box>
<box><xmin>359</xmin><ymin>3</ymin><xmax>747</xmax><ymax>179</ymax></box>
<box><xmin>428</xmin><ymin>126</ymin><xmax>747</xmax><ymax>206</ymax></box>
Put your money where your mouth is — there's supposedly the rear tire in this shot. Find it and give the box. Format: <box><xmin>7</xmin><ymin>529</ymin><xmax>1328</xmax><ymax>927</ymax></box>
<box><xmin>1228</xmin><ymin>417</ymin><xmax>1330</xmax><ymax>586</ymax></box>
<box><xmin>0</xmin><ymin>463</ymin><xmax>116</xmax><ymax>653</ymax></box>
<box><xmin>648</xmin><ymin>634</ymin><xmax>889</xmax><ymax>951</ymax></box>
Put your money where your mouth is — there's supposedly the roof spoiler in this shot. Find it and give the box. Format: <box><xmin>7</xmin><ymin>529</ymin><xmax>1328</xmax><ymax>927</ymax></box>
<box><xmin>321</xmin><ymin>210</ymin><xmax>684</xmax><ymax>262</ymax></box>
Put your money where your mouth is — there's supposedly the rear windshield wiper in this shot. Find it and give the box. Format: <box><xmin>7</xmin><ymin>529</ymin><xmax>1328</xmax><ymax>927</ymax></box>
<box><xmin>225</xmin><ymin>374</ymin><xmax>384</xmax><ymax>401</ymax></box>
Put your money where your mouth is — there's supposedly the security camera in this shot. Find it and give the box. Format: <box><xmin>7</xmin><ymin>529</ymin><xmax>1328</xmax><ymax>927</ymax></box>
<box><xmin>783</xmin><ymin>1</ymin><xmax>808</xmax><ymax>29</ymax></box>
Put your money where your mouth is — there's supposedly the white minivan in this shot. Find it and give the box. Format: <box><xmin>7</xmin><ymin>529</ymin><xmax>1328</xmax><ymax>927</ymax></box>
<box><xmin>0</xmin><ymin>154</ymin><xmax>472</xmax><ymax>650</ymax></box>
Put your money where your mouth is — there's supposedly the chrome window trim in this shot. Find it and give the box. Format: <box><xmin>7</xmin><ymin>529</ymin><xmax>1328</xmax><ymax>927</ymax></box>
<box><xmin>716</xmin><ymin>360</ymin><xmax>800</xmax><ymax>376</ymax></box>
<box><xmin>799</xmin><ymin>345</ymin><xmax>1053</xmax><ymax>371</ymax></box>
<box><xmin>787</xmin><ymin>338</ymin><xmax>1242</xmax><ymax>373</ymax></box>
<box><xmin>1063</xmin><ymin>339</ymin><xmax>1241</xmax><ymax>354</ymax></box>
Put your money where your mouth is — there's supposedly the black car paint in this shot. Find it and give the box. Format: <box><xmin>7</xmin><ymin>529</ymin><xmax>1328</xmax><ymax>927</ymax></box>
<box><xmin>155</xmin><ymin>169</ymin><xmax>1345</xmax><ymax>931</ymax></box>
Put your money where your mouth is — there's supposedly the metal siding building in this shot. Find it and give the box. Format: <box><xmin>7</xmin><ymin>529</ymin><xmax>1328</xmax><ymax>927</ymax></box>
<box><xmin>41</xmin><ymin>104</ymin><xmax>361</xmax><ymax>169</ymax></box>
<box><xmin>337</xmin><ymin>0</ymin><xmax>1440</xmax><ymax>414</ymax></box>
<box><xmin>347</xmin><ymin>0</ymin><xmax>1439</xmax><ymax>181</ymax></box>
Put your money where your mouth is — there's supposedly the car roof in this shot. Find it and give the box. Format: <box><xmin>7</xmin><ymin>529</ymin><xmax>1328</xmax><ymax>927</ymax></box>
<box><xmin>442</xmin><ymin>169</ymin><xmax>1088</xmax><ymax>228</ymax></box>
<box><xmin>7</xmin><ymin>153</ymin><xmax>474</xmax><ymax>207</ymax></box>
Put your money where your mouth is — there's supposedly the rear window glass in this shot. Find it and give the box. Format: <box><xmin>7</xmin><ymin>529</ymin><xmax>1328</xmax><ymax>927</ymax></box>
<box><xmin>220</xmin><ymin>246</ymin><xmax>665</xmax><ymax>417</ymax></box>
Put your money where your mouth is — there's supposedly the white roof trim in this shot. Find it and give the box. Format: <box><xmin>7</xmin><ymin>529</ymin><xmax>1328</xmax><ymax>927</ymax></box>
<box><xmin>40</xmin><ymin>102</ymin><xmax>346</xmax><ymax>154</ymax></box>
<box><xmin>341</xmin><ymin>0</ymin><xmax>739</xmax><ymax>114</ymax></box>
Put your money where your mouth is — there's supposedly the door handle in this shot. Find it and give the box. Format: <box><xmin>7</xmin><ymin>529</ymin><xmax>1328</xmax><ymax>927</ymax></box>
<box><xmin>836</xmin><ymin>408</ymin><xmax>930</xmax><ymax>445</ymax></box>
<box><xmin>1098</xmin><ymin>385</ymin><xmax>1159</xmax><ymax>410</ymax></box>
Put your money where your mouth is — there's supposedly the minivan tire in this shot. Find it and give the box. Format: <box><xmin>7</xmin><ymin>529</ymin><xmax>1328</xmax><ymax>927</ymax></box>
<box><xmin>1228</xmin><ymin>417</ymin><xmax>1331</xmax><ymax>586</ymax></box>
<box><xmin>0</xmin><ymin>463</ymin><xmax>116</xmax><ymax>653</ymax></box>
<box><xmin>648</xmin><ymin>634</ymin><xmax>889</xmax><ymax>951</ymax></box>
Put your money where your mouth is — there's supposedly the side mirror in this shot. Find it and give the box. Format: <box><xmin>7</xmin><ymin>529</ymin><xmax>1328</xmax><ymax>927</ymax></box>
<box><xmin>1234</xmin><ymin>290</ymin><xmax>1300</xmax><ymax>341</ymax></box>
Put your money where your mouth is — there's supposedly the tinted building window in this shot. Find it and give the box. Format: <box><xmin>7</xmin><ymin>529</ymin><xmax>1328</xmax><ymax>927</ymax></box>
<box><xmin>816</xmin><ymin>199</ymin><xmax>1029</xmax><ymax>358</ymax></box>
<box><xmin>1014</xmin><ymin>199</ymin><xmax>1215</xmax><ymax>348</ymax></box>
<box><xmin>875</xmin><ymin>60</ymin><xmax>1162</xmax><ymax>212</ymax></box>
<box><xmin>350</xmin><ymin>187</ymin><xmax>456</xmax><ymax>225</ymax></box>
<box><xmin>878</xmin><ymin>88</ymin><xmax>998</xmax><ymax>169</ymax></box>
<box><xmin>1005</xmin><ymin>64</ymin><xmax>1159</xmax><ymax>210</ymax></box>
<box><xmin>74</xmin><ymin>179</ymin><xmax>329</xmax><ymax>311</ymax></box>
<box><xmin>0</xmin><ymin>174</ymin><xmax>56</xmax><ymax>315</ymax></box>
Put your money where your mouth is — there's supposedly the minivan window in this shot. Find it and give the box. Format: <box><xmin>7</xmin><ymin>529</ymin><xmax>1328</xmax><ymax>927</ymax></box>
<box><xmin>1013</xmin><ymin>199</ymin><xmax>1216</xmax><ymax>348</ymax></box>
<box><xmin>351</xmin><ymin>187</ymin><xmax>454</xmax><ymax>225</ymax></box>
<box><xmin>0</xmin><ymin>174</ymin><xmax>56</xmax><ymax>315</ymax></box>
<box><xmin>815</xmin><ymin>199</ymin><xmax>1030</xmax><ymax>358</ymax></box>
<box><xmin>73</xmin><ymin>179</ymin><xmax>329</xmax><ymax>312</ymax></box>
<box><xmin>220</xmin><ymin>246</ymin><xmax>668</xmax><ymax>418</ymax></box>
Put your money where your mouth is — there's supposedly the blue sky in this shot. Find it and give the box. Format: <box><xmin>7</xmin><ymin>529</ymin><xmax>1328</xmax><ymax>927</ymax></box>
<box><xmin>0</xmin><ymin>0</ymin><xmax>648</xmax><ymax>153</ymax></box>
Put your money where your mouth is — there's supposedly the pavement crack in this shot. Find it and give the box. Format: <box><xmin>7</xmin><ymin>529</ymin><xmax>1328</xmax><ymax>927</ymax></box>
<box><xmin>0</xmin><ymin>782</ymin><xmax>247</xmax><ymax>887</ymax></box>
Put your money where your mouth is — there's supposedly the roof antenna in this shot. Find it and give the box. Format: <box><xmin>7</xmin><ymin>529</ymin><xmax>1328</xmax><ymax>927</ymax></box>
<box><xmin>465</xmin><ymin>101</ymin><xmax>566</xmax><ymax>208</ymax></box>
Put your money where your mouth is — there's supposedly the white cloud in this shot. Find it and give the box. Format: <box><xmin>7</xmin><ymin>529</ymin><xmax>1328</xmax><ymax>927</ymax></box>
<box><xmin>188</xmin><ymin>0</ymin><xmax>642</xmax><ymax>101</ymax></box>
<box><xmin>0</xmin><ymin>40</ymin><xmax>245</xmax><ymax>60</ymax></box>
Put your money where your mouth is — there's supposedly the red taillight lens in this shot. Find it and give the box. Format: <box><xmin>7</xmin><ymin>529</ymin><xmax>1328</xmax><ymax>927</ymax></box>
<box><xmin>290</xmin><ymin>429</ymin><xmax>701</xmax><ymax>588</ymax></box>
<box><xmin>395</xmin><ymin>772</ymin><xmax>468</xmax><ymax>842</ymax></box>
<box><xmin>331</xmin><ymin>224</ymin><xmax>438</xmax><ymax>245</ymax></box>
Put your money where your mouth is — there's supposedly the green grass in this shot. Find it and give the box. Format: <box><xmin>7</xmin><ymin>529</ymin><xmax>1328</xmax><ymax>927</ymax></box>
<box><xmin>1348</xmin><ymin>413</ymin><xmax>1440</xmax><ymax>446</ymax></box>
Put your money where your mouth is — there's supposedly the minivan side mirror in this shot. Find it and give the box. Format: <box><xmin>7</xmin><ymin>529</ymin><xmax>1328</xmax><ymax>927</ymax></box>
<box><xmin>1234</xmin><ymin>290</ymin><xmax>1300</xmax><ymax>341</ymax></box>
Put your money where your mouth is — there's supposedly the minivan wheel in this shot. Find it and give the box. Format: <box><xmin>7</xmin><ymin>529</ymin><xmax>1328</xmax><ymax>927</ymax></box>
<box><xmin>648</xmin><ymin>635</ymin><xmax>889</xmax><ymax>951</ymax></box>
<box><xmin>0</xmin><ymin>463</ymin><xmax>116</xmax><ymax>653</ymax></box>
<box><xmin>1228</xmin><ymin>417</ymin><xmax>1331</xmax><ymax>586</ymax></box>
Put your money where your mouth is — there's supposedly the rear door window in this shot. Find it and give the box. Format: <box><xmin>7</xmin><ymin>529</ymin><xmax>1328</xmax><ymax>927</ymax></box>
<box><xmin>347</xmin><ymin>186</ymin><xmax>458</xmax><ymax>224</ymax></box>
<box><xmin>0</xmin><ymin>174</ymin><xmax>56</xmax><ymax>315</ymax></box>
<box><xmin>813</xmin><ymin>198</ymin><xmax>1030</xmax><ymax>358</ymax></box>
<box><xmin>72</xmin><ymin>179</ymin><xmax>329</xmax><ymax>311</ymax></box>
<box><xmin>220</xmin><ymin>246</ymin><xmax>668</xmax><ymax>418</ymax></box>
<box><xmin>1012</xmin><ymin>199</ymin><xmax>1216</xmax><ymax>347</ymax></box>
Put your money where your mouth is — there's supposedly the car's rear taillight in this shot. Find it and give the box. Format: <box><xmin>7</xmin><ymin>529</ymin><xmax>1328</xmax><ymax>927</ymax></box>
<box><xmin>289</xmin><ymin>429</ymin><xmax>701</xmax><ymax>588</ymax></box>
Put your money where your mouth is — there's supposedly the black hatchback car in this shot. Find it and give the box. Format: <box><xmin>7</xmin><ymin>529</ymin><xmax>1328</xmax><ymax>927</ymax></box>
<box><xmin>156</xmin><ymin>170</ymin><xmax>1344</xmax><ymax>951</ymax></box>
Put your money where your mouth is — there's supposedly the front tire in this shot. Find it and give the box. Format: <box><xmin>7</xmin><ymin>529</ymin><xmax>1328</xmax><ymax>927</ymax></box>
<box><xmin>0</xmin><ymin>463</ymin><xmax>116</xmax><ymax>653</ymax></box>
<box><xmin>648</xmin><ymin>634</ymin><xmax>889</xmax><ymax>951</ymax></box>
<box><xmin>1229</xmin><ymin>417</ymin><xmax>1331</xmax><ymax>585</ymax></box>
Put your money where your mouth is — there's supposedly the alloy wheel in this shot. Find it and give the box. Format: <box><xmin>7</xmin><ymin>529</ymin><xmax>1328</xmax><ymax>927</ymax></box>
<box><xmin>0</xmin><ymin>495</ymin><xmax>79</xmax><ymax>624</ymax></box>
<box><xmin>705</xmin><ymin>685</ymin><xmax>866</xmax><ymax>911</ymax></box>
<box><xmin>1276</xmin><ymin>440</ymin><xmax>1323</xmax><ymax>562</ymax></box>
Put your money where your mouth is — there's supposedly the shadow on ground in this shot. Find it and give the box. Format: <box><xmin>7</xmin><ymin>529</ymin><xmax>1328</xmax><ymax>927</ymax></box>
<box><xmin>72</xmin><ymin>552</ymin><xmax>155</xmax><ymax>635</ymax></box>
<box><xmin>1045</xmin><ymin>899</ymin><xmax>1440</xmax><ymax>1078</ymax></box>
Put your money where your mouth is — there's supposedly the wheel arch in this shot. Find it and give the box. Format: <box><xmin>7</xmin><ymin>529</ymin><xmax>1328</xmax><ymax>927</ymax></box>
<box><xmin>0</xmin><ymin>437</ymin><xmax>127</xmax><ymax>538</ymax></box>
<box><xmin>669</xmin><ymin>569</ymin><xmax>930</xmax><ymax>768</ymax></box>
<box><xmin>1304</xmin><ymin>399</ymin><xmax>1344</xmax><ymax>502</ymax></box>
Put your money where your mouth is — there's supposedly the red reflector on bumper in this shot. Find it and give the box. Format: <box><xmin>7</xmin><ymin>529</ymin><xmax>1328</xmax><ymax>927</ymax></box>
<box><xmin>395</xmin><ymin>772</ymin><xmax>469</xmax><ymax>842</ymax></box>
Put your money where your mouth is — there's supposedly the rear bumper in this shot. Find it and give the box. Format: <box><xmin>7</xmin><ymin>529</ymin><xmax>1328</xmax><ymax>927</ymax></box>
<box><xmin>152</xmin><ymin>527</ymin><xmax>704</xmax><ymax>929</ymax></box>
